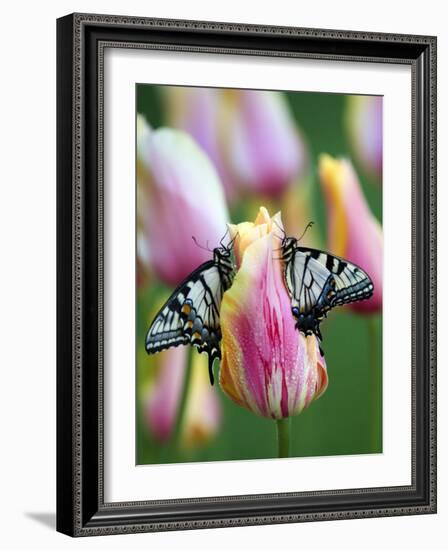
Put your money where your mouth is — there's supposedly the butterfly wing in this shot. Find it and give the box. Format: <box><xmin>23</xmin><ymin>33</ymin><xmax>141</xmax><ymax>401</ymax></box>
<box><xmin>145</xmin><ymin>261</ymin><xmax>227</xmax><ymax>384</ymax></box>
<box><xmin>285</xmin><ymin>250</ymin><xmax>335</xmax><ymax>318</ymax></box>
<box><xmin>284</xmin><ymin>246</ymin><xmax>374</xmax><ymax>340</ymax></box>
<box><xmin>297</xmin><ymin>247</ymin><xmax>374</xmax><ymax>307</ymax></box>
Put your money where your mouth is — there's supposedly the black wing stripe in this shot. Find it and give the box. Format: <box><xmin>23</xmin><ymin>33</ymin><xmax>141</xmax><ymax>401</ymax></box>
<box><xmin>285</xmin><ymin>246</ymin><xmax>374</xmax><ymax>322</ymax></box>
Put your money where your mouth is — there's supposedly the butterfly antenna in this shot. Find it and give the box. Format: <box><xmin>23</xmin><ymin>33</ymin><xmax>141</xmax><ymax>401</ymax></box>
<box><xmin>297</xmin><ymin>221</ymin><xmax>315</xmax><ymax>242</ymax></box>
<box><xmin>192</xmin><ymin>236</ymin><xmax>212</xmax><ymax>252</ymax></box>
<box><xmin>219</xmin><ymin>227</ymin><xmax>230</xmax><ymax>248</ymax></box>
<box><xmin>272</xmin><ymin>219</ymin><xmax>286</xmax><ymax>241</ymax></box>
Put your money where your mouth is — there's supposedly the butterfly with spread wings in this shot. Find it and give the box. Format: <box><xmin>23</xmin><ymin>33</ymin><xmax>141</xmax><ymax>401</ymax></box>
<box><xmin>145</xmin><ymin>239</ymin><xmax>236</xmax><ymax>385</ymax></box>
<box><xmin>280</xmin><ymin>223</ymin><xmax>374</xmax><ymax>348</ymax></box>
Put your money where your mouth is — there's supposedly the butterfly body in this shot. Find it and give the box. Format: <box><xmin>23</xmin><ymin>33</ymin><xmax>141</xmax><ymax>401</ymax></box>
<box><xmin>145</xmin><ymin>245</ymin><xmax>235</xmax><ymax>385</ymax></box>
<box><xmin>281</xmin><ymin>235</ymin><xmax>374</xmax><ymax>345</ymax></box>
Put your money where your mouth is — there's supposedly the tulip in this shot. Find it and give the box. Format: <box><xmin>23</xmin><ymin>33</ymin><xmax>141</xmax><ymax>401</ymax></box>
<box><xmin>137</xmin><ymin>126</ymin><xmax>229</xmax><ymax>286</ymax></box>
<box><xmin>346</xmin><ymin>96</ymin><xmax>383</xmax><ymax>182</ymax></box>
<box><xmin>219</xmin><ymin>207</ymin><xmax>328</xmax><ymax>420</ymax></box>
<box><xmin>144</xmin><ymin>346</ymin><xmax>187</xmax><ymax>443</ymax></box>
<box><xmin>165</xmin><ymin>87</ymin><xmax>237</xmax><ymax>202</ymax></box>
<box><xmin>227</xmin><ymin>91</ymin><xmax>307</xmax><ymax>196</ymax></box>
<box><xmin>143</xmin><ymin>348</ymin><xmax>221</xmax><ymax>447</ymax></box>
<box><xmin>180</xmin><ymin>353</ymin><xmax>222</xmax><ymax>449</ymax></box>
<box><xmin>167</xmin><ymin>88</ymin><xmax>307</xmax><ymax>198</ymax></box>
<box><xmin>319</xmin><ymin>154</ymin><xmax>383</xmax><ymax>313</ymax></box>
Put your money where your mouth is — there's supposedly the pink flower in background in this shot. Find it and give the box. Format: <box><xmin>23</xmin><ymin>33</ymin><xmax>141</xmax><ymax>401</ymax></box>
<box><xmin>137</xmin><ymin>125</ymin><xmax>229</xmax><ymax>286</ymax></box>
<box><xmin>346</xmin><ymin>96</ymin><xmax>383</xmax><ymax>182</ymax></box>
<box><xmin>166</xmin><ymin>88</ymin><xmax>307</xmax><ymax>199</ymax></box>
<box><xmin>228</xmin><ymin>91</ymin><xmax>307</xmax><ymax>196</ymax></box>
<box><xmin>319</xmin><ymin>154</ymin><xmax>383</xmax><ymax>313</ymax></box>
<box><xmin>181</xmin><ymin>354</ymin><xmax>222</xmax><ymax>449</ymax></box>
<box><xmin>219</xmin><ymin>207</ymin><xmax>328</xmax><ymax>419</ymax></box>
<box><xmin>144</xmin><ymin>349</ymin><xmax>221</xmax><ymax>446</ymax></box>
<box><xmin>136</xmin><ymin>115</ymin><xmax>153</xmax><ymax>287</ymax></box>
<box><xmin>166</xmin><ymin>87</ymin><xmax>237</xmax><ymax>203</ymax></box>
<box><xmin>144</xmin><ymin>346</ymin><xmax>186</xmax><ymax>443</ymax></box>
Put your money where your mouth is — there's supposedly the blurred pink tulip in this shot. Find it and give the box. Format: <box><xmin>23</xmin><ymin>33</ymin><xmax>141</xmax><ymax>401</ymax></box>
<box><xmin>228</xmin><ymin>91</ymin><xmax>307</xmax><ymax>196</ymax></box>
<box><xmin>136</xmin><ymin>115</ymin><xmax>154</xmax><ymax>279</ymax></box>
<box><xmin>219</xmin><ymin>207</ymin><xmax>328</xmax><ymax>419</ymax></box>
<box><xmin>346</xmin><ymin>96</ymin><xmax>383</xmax><ymax>182</ymax></box>
<box><xmin>137</xmin><ymin>125</ymin><xmax>229</xmax><ymax>286</ymax></box>
<box><xmin>144</xmin><ymin>346</ymin><xmax>186</xmax><ymax>443</ymax></box>
<box><xmin>166</xmin><ymin>87</ymin><xmax>237</xmax><ymax>203</ymax></box>
<box><xmin>166</xmin><ymin>88</ymin><xmax>307</xmax><ymax>199</ymax></box>
<box><xmin>144</xmin><ymin>348</ymin><xmax>221</xmax><ymax>446</ymax></box>
<box><xmin>319</xmin><ymin>154</ymin><xmax>382</xmax><ymax>313</ymax></box>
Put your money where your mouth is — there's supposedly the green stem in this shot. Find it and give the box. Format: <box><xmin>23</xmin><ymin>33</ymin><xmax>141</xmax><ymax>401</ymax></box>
<box><xmin>368</xmin><ymin>317</ymin><xmax>381</xmax><ymax>451</ymax></box>
<box><xmin>276</xmin><ymin>417</ymin><xmax>291</xmax><ymax>458</ymax></box>
<box><xmin>170</xmin><ymin>348</ymin><xmax>194</xmax><ymax>456</ymax></box>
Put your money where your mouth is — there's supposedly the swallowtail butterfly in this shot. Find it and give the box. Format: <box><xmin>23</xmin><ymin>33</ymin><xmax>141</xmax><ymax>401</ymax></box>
<box><xmin>145</xmin><ymin>242</ymin><xmax>236</xmax><ymax>385</ymax></box>
<box><xmin>280</xmin><ymin>226</ymin><xmax>374</xmax><ymax>347</ymax></box>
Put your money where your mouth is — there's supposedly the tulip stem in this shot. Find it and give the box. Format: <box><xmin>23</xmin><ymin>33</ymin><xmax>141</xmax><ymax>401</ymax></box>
<box><xmin>276</xmin><ymin>418</ymin><xmax>291</xmax><ymax>458</ymax></box>
<box><xmin>171</xmin><ymin>348</ymin><xmax>194</xmax><ymax>457</ymax></box>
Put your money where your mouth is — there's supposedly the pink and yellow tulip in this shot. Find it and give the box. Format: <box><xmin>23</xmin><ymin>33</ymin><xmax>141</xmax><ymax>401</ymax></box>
<box><xmin>319</xmin><ymin>154</ymin><xmax>382</xmax><ymax>313</ymax></box>
<box><xmin>219</xmin><ymin>207</ymin><xmax>328</xmax><ymax>419</ymax></box>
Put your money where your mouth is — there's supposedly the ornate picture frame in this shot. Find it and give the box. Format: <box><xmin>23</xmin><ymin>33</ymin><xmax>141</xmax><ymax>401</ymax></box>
<box><xmin>56</xmin><ymin>13</ymin><xmax>436</xmax><ymax>536</ymax></box>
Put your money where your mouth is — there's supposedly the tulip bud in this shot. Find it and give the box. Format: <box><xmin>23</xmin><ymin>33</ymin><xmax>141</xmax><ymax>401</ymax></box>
<box><xmin>219</xmin><ymin>207</ymin><xmax>328</xmax><ymax>419</ymax></box>
<box><xmin>137</xmin><ymin>127</ymin><xmax>229</xmax><ymax>286</ymax></box>
<box><xmin>166</xmin><ymin>87</ymin><xmax>237</xmax><ymax>202</ymax></box>
<box><xmin>144</xmin><ymin>346</ymin><xmax>186</xmax><ymax>443</ymax></box>
<box><xmin>319</xmin><ymin>154</ymin><xmax>382</xmax><ymax>313</ymax></box>
<box><xmin>227</xmin><ymin>91</ymin><xmax>307</xmax><ymax>196</ymax></box>
<box><xmin>143</xmin><ymin>348</ymin><xmax>221</xmax><ymax>448</ymax></box>
<box><xmin>181</xmin><ymin>353</ymin><xmax>222</xmax><ymax>449</ymax></box>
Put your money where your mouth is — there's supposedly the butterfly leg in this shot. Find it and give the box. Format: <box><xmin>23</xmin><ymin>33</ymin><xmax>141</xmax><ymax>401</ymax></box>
<box><xmin>208</xmin><ymin>354</ymin><xmax>215</xmax><ymax>386</ymax></box>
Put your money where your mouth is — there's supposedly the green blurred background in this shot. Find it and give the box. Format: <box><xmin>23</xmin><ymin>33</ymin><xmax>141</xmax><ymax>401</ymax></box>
<box><xmin>136</xmin><ymin>85</ymin><xmax>382</xmax><ymax>464</ymax></box>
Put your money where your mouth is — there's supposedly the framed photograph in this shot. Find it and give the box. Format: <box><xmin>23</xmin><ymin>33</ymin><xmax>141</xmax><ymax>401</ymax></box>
<box><xmin>57</xmin><ymin>13</ymin><xmax>437</xmax><ymax>536</ymax></box>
